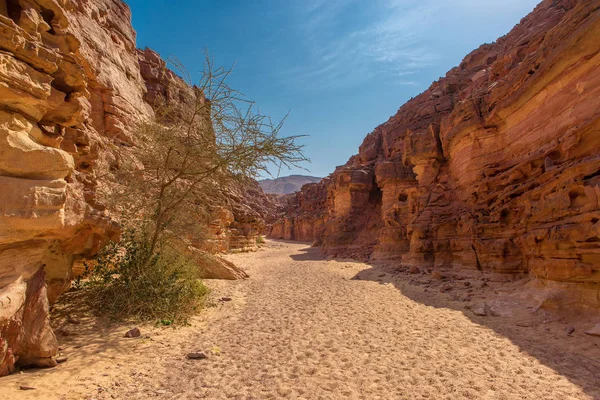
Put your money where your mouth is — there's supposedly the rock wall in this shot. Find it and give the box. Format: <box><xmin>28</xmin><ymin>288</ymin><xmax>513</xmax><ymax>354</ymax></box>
<box><xmin>0</xmin><ymin>0</ymin><xmax>274</xmax><ymax>375</ymax></box>
<box><xmin>136</xmin><ymin>48</ymin><xmax>277</xmax><ymax>253</ymax></box>
<box><xmin>270</xmin><ymin>179</ymin><xmax>330</xmax><ymax>243</ymax></box>
<box><xmin>0</xmin><ymin>0</ymin><xmax>133</xmax><ymax>374</ymax></box>
<box><xmin>272</xmin><ymin>0</ymin><xmax>600</xmax><ymax>307</ymax></box>
<box><xmin>193</xmin><ymin>178</ymin><xmax>284</xmax><ymax>253</ymax></box>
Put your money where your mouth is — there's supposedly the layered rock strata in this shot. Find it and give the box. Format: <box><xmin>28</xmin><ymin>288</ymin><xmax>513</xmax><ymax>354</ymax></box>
<box><xmin>0</xmin><ymin>0</ymin><xmax>273</xmax><ymax>375</ymax></box>
<box><xmin>272</xmin><ymin>0</ymin><xmax>600</xmax><ymax>308</ymax></box>
<box><xmin>136</xmin><ymin>48</ymin><xmax>278</xmax><ymax>253</ymax></box>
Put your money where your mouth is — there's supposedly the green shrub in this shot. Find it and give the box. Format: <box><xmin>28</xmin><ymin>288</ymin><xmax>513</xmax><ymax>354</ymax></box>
<box><xmin>81</xmin><ymin>230</ymin><xmax>209</xmax><ymax>322</ymax></box>
<box><xmin>256</xmin><ymin>235</ymin><xmax>266</xmax><ymax>245</ymax></box>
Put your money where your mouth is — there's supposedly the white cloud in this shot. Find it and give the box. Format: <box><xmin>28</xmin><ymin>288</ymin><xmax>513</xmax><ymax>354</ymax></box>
<box><xmin>280</xmin><ymin>0</ymin><xmax>539</xmax><ymax>91</ymax></box>
<box><xmin>282</xmin><ymin>0</ymin><xmax>440</xmax><ymax>90</ymax></box>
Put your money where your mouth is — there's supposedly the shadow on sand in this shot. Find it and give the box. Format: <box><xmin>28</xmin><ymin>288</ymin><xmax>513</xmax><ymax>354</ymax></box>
<box><xmin>2</xmin><ymin>290</ymin><xmax>152</xmax><ymax>388</ymax></box>
<box><xmin>288</xmin><ymin>242</ymin><xmax>600</xmax><ymax>399</ymax></box>
<box><xmin>289</xmin><ymin>246</ymin><xmax>329</xmax><ymax>261</ymax></box>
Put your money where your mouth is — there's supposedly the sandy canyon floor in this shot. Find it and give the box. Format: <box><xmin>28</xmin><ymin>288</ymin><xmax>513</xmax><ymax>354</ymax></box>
<box><xmin>1</xmin><ymin>240</ymin><xmax>600</xmax><ymax>399</ymax></box>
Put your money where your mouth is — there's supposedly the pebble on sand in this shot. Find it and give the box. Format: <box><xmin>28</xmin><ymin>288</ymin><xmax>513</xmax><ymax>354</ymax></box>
<box><xmin>55</xmin><ymin>356</ymin><xmax>69</xmax><ymax>364</ymax></box>
<box><xmin>124</xmin><ymin>328</ymin><xmax>141</xmax><ymax>338</ymax></box>
<box><xmin>186</xmin><ymin>352</ymin><xmax>208</xmax><ymax>360</ymax></box>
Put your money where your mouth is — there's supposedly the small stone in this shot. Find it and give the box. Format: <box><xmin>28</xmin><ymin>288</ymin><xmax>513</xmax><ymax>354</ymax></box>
<box><xmin>566</xmin><ymin>326</ymin><xmax>575</xmax><ymax>335</ymax></box>
<box><xmin>440</xmin><ymin>284</ymin><xmax>452</xmax><ymax>293</ymax></box>
<box><xmin>584</xmin><ymin>323</ymin><xmax>600</xmax><ymax>337</ymax></box>
<box><xmin>186</xmin><ymin>352</ymin><xmax>207</xmax><ymax>360</ymax></box>
<box><xmin>67</xmin><ymin>315</ymin><xmax>81</xmax><ymax>325</ymax></box>
<box><xmin>378</xmin><ymin>273</ymin><xmax>386</xmax><ymax>278</ymax></box>
<box><xmin>57</xmin><ymin>329</ymin><xmax>71</xmax><ymax>337</ymax></box>
<box><xmin>488</xmin><ymin>307</ymin><xmax>502</xmax><ymax>317</ymax></box>
<box><xmin>470</xmin><ymin>303</ymin><xmax>487</xmax><ymax>317</ymax></box>
<box><xmin>55</xmin><ymin>356</ymin><xmax>68</xmax><ymax>364</ymax></box>
<box><xmin>431</xmin><ymin>270</ymin><xmax>446</xmax><ymax>280</ymax></box>
<box><xmin>19</xmin><ymin>385</ymin><xmax>35</xmax><ymax>390</ymax></box>
<box><xmin>124</xmin><ymin>328</ymin><xmax>141</xmax><ymax>338</ymax></box>
<box><xmin>409</xmin><ymin>266</ymin><xmax>420</xmax><ymax>274</ymax></box>
<box><xmin>219</xmin><ymin>297</ymin><xmax>232</xmax><ymax>302</ymax></box>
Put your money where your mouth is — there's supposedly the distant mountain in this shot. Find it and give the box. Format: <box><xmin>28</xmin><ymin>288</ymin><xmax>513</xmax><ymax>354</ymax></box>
<box><xmin>259</xmin><ymin>175</ymin><xmax>322</xmax><ymax>195</ymax></box>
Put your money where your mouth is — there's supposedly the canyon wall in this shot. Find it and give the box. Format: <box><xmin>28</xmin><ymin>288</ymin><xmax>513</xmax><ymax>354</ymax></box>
<box><xmin>272</xmin><ymin>0</ymin><xmax>600</xmax><ymax>308</ymax></box>
<box><xmin>0</xmin><ymin>0</ymin><xmax>273</xmax><ymax>376</ymax></box>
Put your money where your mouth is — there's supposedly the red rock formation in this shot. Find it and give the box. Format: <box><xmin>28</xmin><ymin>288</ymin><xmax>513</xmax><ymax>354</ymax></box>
<box><xmin>271</xmin><ymin>179</ymin><xmax>330</xmax><ymax>243</ymax></box>
<box><xmin>0</xmin><ymin>0</ymin><xmax>131</xmax><ymax>374</ymax></box>
<box><xmin>0</xmin><ymin>0</ymin><xmax>277</xmax><ymax>376</ymax></box>
<box><xmin>136</xmin><ymin>49</ymin><xmax>278</xmax><ymax>253</ymax></box>
<box><xmin>273</xmin><ymin>0</ymin><xmax>600</xmax><ymax>307</ymax></box>
<box><xmin>137</xmin><ymin>47</ymin><xmax>197</xmax><ymax>122</ymax></box>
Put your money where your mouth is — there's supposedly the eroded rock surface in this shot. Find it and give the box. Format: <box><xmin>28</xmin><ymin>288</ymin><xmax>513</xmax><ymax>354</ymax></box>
<box><xmin>0</xmin><ymin>0</ymin><xmax>130</xmax><ymax>374</ymax></box>
<box><xmin>0</xmin><ymin>0</ymin><xmax>273</xmax><ymax>376</ymax></box>
<box><xmin>272</xmin><ymin>0</ymin><xmax>600</xmax><ymax>309</ymax></box>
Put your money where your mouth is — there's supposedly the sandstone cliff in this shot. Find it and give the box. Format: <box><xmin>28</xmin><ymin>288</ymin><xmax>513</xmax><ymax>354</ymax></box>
<box><xmin>271</xmin><ymin>0</ymin><xmax>600</xmax><ymax>309</ymax></box>
<box><xmin>0</xmin><ymin>0</ymin><xmax>274</xmax><ymax>376</ymax></box>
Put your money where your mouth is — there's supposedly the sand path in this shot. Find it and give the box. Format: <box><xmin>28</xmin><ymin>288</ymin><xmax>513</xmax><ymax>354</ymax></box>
<box><xmin>1</xmin><ymin>240</ymin><xmax>599</xmax><ymax>399</ymax></box>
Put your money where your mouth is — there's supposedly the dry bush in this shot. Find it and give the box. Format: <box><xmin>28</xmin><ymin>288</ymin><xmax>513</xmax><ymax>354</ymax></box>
<box><xmin>80</xmin><ymin>229</ymin><xmax>209</xmax><ymax>323</ymax></box>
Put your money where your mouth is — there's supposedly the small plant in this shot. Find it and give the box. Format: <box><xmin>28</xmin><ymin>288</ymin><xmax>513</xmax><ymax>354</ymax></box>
<box><xmin>81</xmin><ymin>229</ymin><xmax>209</xmax><ymax>322</ymax></box>
<box><xmin>256</xmin><ymin>235</ymin><xmax>266</xmax><ymax>245</ymax></box>
<box><xmin>80</xmin><ymin>54</ymin><xmax>306</xmax><ymax>324</ymax></box>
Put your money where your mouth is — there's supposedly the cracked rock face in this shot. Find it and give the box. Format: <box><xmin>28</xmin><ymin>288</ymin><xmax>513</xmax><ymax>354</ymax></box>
<box><xmin>271</xmin><ymin>0</ymin><xmax>600</xmax><ymax>309</ymax></box>
<box><xmin>0</xmin><ymin>0</ymin><xmax>276</xmax><ymax>376</ymax></box>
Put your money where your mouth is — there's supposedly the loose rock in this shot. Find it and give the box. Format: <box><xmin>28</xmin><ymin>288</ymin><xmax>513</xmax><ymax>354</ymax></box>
<box><xmin>186</xmin><ymin>352</ymin><xmax>208</xmax><ymax>360</ymax></box>
<box><xmin>408</xmin><ymin>266</ymin><xmax>420</xmax><ymax>275</ymax></box>
<box><xmin>124</xmin><ymin>328</ymin><xmax>141</xmax><ymax>338</ymax></box>
<box><xmin>470</xmin><ymin>304</ymin><xmax>487</xmax><ymax>317</ymax></box>
<box><xmin>431</xmin><ymin>270</ymin><xmax>446</xmax><ymax>281</ymax></box>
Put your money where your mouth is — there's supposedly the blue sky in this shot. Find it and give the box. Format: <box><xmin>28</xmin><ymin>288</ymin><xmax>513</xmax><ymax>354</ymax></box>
<box><xmin>125</xmin><ymin>0</ymin><xmax>540</xmax><ymax>178</ymax></box>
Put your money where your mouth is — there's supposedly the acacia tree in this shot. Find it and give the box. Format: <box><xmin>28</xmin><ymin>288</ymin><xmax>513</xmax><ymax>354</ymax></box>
<box><xmin>84</xmin><ymin>53</ymin><xmax>307</xmax><ymax>321</ymax></box>
<box><xmin>120</xmin><ymin>52</ymin><xmax>307</xmax><ymax>256</ymax></box>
